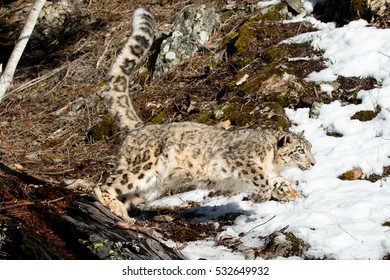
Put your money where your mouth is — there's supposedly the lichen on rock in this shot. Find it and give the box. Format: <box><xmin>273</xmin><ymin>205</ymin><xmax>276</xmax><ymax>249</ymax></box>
<box><xmin>153</xmin><ymin>5</ymin><xmax>220</xmax><ymax>78</ymax></box>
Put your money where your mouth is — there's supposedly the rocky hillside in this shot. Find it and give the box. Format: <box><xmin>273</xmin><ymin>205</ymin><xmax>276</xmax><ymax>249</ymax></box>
<box><xmin>0</xmin><ymin>0</ymin><xmax>389</xmax><ymax>259</ymax></box>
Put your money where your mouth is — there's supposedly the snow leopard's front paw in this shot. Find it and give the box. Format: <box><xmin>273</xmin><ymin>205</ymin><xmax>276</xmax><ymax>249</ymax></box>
<box><xmin>107</xmin><ymin>199</ymin><xmax>136</xmax><ymax>227</ymax></box>
<box><xmin>94</xmin><ymin>187</ymin><xmax>135</xmax><ymax>228</ymax></box>
<box><xmin>270</xmin><ymin>176</ymin><xmax>302</xmax><ymax>202</ymax></box>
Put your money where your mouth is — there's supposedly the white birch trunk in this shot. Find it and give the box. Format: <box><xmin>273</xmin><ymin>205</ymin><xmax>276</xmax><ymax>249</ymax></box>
<box><xmin>0</xmin><ymin>0</ymin><xmax>46</xmax><ymax>102</ymax></box>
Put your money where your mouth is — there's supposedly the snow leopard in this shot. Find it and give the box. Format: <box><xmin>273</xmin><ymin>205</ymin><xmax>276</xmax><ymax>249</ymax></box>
<box><xmin>94</xmin><ymin>7</ymin><xmax>316</xmax><ymax>226</ymax></box>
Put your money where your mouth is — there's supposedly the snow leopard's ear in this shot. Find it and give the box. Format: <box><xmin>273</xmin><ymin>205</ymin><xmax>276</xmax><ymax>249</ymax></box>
<box><xmin>277</xmin><ymin>134</ymin><xmax>293</xmax><ymax>148</ymax></box>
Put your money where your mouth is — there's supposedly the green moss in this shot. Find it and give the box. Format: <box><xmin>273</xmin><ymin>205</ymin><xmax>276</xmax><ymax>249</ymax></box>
<box><xmin>264</xmin><ymin>46</ymin><xmax>288</xmax><ymax>63</ymax></box>
<box><xmin>148</xmin><ymin>107</ymin><xmax>173</xmax><ymax>125</ymax></box>
<box><xmin>211</xmin><ymin>102</ymin><xmax>289</xmax><ymax>129</ymax></box>
<box><xmin>265</xmin><ymin>102</ymin><xmax>290</xmax><ymax>129</ymax></box>
<box><xmin>198</xmin><ymin>111</ymin><xmax>214</xmax><ymax>124</ymax></box>
<box><xmin>187</xmin><ymin>110</ymin><xmax>218</xmax><ymax>124</ymax></box>
<box><xmin>252</xmin><ymin>102</ymin><xmax>289</xmax><ymax>130</ymax></box>
<box><xmin>351</xmin><ymin>110</ymin><xmax>377</xmax><ymax>122</ymax></box>
<box><xmin>149</xmin><ymin>111</ymin><xmax>165</xmax><ymax>124</ymax></box>
<box><xmin>238</xmin><ymin>67</ymin><xmax>284</xmax><ymax>97</ymax></box>
<box><xmin>272</xmin><ymin>115</ymin><xmax>289</xmax><ymax>130</ymax></box>
<box><xmin>87</xmin><ymin>115</ymin><xmax>118</xmax><ymax>142</ymax></box>
<box><xmin>232</xmin><ymin>21</ymin><xmax>258</xmax><ymax>69</ymax></box>
<box><xmin>223</xmin><ymin>80</ymin><xmax>237</xmax><ymax>94</ymax></box>
<box><xmin>254</xmin><ymin>3</ymin><xmax>287</xmax><ymax>21</ymax></box>
<box><xmin>224</xmin><ymin>3</ymin><xmax>290</xmax><ymax>70</ymax></box>
<box><xmin>234</xmin><ymin>22</ymin><xmax>253</xmax><ymax>55</ymax></box>
<box><xmin>264</xmin><ymin>91</ymin><xmax>299</xmax><ymax>108</ymax></box>
<box><xmin>221</xmin><ymin>104</ymin><xmax>252</xmax><ymax>126</ymax></box>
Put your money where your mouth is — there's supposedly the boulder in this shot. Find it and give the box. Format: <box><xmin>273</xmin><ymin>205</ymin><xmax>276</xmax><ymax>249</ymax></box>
<box><xmin>153</xmin><ymin>5</ymin><xmax>219</xmax><ymax>78</ymax></box>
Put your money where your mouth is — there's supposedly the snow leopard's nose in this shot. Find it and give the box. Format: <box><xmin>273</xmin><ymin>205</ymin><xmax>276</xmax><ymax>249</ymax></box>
<box><xmin>308</xmin><ymin>158</ymin><xmax>316</xmax><ymax>169</ymax></box>
<box><xmin>308</xmin><ymin>154</ymin><xmax>316</xmax><ymax>167</ymax></box>
<box><xmin>303</xmin><ymin>157</ymin><xmax>315</xmax><ymax>170</ymax></box>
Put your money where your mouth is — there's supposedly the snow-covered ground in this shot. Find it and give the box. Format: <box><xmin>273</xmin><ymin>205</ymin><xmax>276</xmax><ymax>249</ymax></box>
<box><xmin>152</xmin><ymin>4</ymin><xmax>390</xmax><ymax>260</ymax></box>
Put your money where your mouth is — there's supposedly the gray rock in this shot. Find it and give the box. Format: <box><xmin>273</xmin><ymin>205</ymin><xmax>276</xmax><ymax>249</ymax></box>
<box><xmin>284</xmin><ymin>0</ymin><xmax>306</xmax><ymax>14</ymax></box>
<box><xmin>309</xmin><ymin>101</ymin><xmax>322</xmax><ymax>119</ymax></box>
<box><xmin>258</xmin><ymin>226</ymin><xmax>309</xmax><ymax>259</ymax></box>
<box><xmin>153</xmin><ymin>5</ymin><xmax>219</xmax><ymax>78</ymax></box>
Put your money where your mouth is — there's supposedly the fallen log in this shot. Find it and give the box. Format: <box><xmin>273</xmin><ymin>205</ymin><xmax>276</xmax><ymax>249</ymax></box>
<box><xmin>0</xmin><ymin>162</ymin><xmax>185</xmax><ymax>260</ymax></box>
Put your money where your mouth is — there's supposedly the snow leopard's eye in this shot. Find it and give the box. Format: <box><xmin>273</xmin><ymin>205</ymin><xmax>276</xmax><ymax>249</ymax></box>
<box><xmin>298</xmin><ymin>149</ymin><xmax>305</xmax><ymax>154</ymax></box>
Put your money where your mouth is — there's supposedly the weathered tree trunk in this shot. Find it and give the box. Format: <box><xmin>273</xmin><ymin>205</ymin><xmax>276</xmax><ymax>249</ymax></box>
<box><xmin>0</xmin><ymin>163</ymin><xmax>185</xmax><ymax>259</ymax></box>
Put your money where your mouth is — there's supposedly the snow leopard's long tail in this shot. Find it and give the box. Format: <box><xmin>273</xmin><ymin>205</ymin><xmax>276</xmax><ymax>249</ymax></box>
<box><xmin>106</xmin><ymin>8</ymin><xmax>154</xmax><ymax>134</ymax></box>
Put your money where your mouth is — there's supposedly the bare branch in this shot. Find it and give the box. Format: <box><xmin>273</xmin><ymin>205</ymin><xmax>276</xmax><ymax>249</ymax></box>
<box><xmin>0</xmin><ymin>0</ymin><xmax>47</xmax><ymax>102</ymax></box>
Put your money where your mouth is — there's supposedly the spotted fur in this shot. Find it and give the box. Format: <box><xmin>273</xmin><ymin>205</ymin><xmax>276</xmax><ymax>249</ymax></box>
<box><xmin>95</xmin><ymin>8</ymin><xmax>316</xmax><ymax>226</ymax></box>
<box><xmin>106</xmin><ymin>8</ymin><xmax>154</xmax><ymax>134</ymax></box>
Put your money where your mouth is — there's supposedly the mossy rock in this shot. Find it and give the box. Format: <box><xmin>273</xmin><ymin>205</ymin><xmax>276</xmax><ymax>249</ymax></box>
<box><xmin>254</xmin><ymin>3</ymin><xmax>288</xmax><ymax>21</ymax></box>
<box><xmin>258</xmin><ymin>226</ymin><xmax>309</xmax><ymax>259</ymax></box>
<box><xmin>188</xmin><ymin>104</ymin><xmax>253</xmax><ymax>126</ymax></box>
<box><xmin>351</xmin><ymin>110</ymin><xmax>377</xmax><ymax>122</ymax></box>
<box><xmin>264</xmin><ymin>91</ymin><xmax>299</xmax><ymax>108</ymax></box>
<box><xmin>86</xmin><ymin>115</ymin><xmax>118</xmax><ymax>142</ymax></box>
<box><xmin>238</xmin><ymin>67</ymin><xmax>284</xmax><ymax>97</ymax></box>
<box><xmin>212</xmin><ymin>101</ymin><xmax>289</xmax><ymax>130</ymax></box>
<box><xmin>232</xmin><ymin>21</ymin><xmax>259</xmax><ymax>69</ymax></box>
<box><xmin>264</xmin><ymin>46</ymin><xmax>286</xmax><ymax>63</ymax></box>
<box><xmin>255</xmin><ymin>102</ymin><xmax>289</xmax><ymax>130</ymax></box>
<box><xmin>219</xmin><ymin>104</ymin><xmax>253</xmax><ymax>126</ymax></box>
<box><xmin>229</xmin><ymin>4</ymin><xmax>288</xmax><ymax>69</ymax></box>
<box><xmin>338</xmin><ymin>168</ymin><xmax>363</xmax><ymax>181</ymax></box>
<box><xmin>198</xmin><ymin>111</ymin><xmax>214</xmax><ymax>124</ymax></box>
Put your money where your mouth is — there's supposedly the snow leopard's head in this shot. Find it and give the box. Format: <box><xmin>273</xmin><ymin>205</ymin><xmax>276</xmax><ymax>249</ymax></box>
<box><xmin>275</xmin><ymin>132</ymin><xmax>316</xmax><ymax>171</ymax></box>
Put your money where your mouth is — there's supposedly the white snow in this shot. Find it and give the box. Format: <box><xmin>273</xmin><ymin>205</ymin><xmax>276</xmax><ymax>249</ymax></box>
<box><xmin>319</xmin><ymin>83</ymin><xmax>333</xmax><ymax>94</ymax></box>
<box><xmin>149</xmin><ymin>2</ymin><xmax>390</xmax><ymax>260</ymax></box>
<box><xmin>255</xmin><ymin>0</ymin><xmax>281</xmax><ymax>9</ymax></box>
<box><xmin>287</xmin><ymin>19</ymin><xmax>390</xmax><ymax>85</ymax></box>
